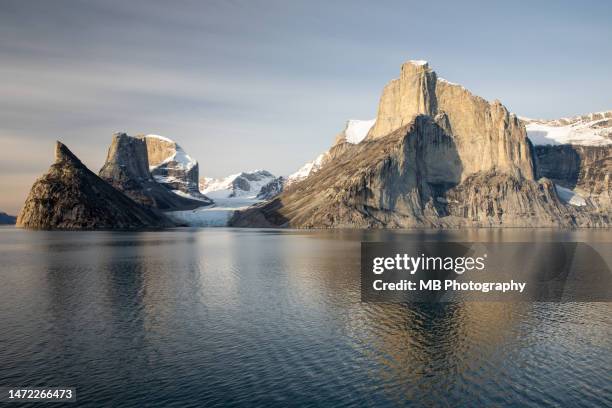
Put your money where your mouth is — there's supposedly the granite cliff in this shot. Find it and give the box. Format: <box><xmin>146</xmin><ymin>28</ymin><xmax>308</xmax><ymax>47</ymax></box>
<box><xmin>231</xmin><ymin>61</ymin><xmax>609</xmax><ymax>228</ymax></box>
<box><xmin>99</xmin><ymin>132</ymin><xmax>211</xmax><ymax>210</ymax></box>
<box><xmin>17</xmin><ymin>142</ymin><xmax>172</xmax><ymax>230</ymax></box>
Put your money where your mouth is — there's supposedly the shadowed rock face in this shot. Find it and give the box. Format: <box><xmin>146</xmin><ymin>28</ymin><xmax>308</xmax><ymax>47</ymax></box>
<box><xmin>257</xmin><ymin>177</ymin><xmax>285</xmax><ymax>200</ymax></box>
<box><xmin>230</xmin><ymin>60</ymin><xmax>610</xmax><ymax>228</ymax></box>
<box><xmin>17</xmin><ymin>142</ymin><xmax>173</xmax><ymax>230</ymax></box>
<box><xmin>99</xmin><ymin>133</ymin><xmax>209</xmax><ymax>210</ymax></box>
<box><xmin>535</xmin><ymin>145</ymin><xmax>611</xmax><ymax>209</ymax></box>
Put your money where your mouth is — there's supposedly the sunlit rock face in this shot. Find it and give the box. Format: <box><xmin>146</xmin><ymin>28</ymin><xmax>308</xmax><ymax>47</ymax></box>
<box><xmin>368</xmin><ymin>61</ymin><xmax>534</xmax><ymax>181</ymax></box>
<box><xmin>142</xmin><ymin>134</ymin><xmax>211</xmax><ymax>203</ymax></box>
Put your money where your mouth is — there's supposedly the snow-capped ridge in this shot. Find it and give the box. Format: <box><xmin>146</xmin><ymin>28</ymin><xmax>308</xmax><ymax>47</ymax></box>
<box><xmin>408</xmin><ymin>60</ymin><xmax>428</xmax><ymax>66</ymax></box>
<box><xmin>201</xmin><ymin>170</ymin><xmax>277</xmax><ymax>199</ymax></box>
<box><xmin>522</xmin><ymin>111</ymin><xmax>612</xmax><ymax>146</ymax></box>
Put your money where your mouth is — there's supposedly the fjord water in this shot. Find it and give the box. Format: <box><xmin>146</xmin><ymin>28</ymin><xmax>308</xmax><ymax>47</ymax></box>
<box><xmin>0</xmin><ymin>227</ymin><xmax>610</xmax><ymax>407</ymax></box>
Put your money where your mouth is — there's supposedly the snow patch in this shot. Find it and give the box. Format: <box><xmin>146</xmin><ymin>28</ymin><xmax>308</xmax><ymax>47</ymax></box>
<box><xmin>523</xmin><ymin>112</ymin><xmax>612</xmax><ymax>146</ymax></box>
<box><xmin>286</xmin><ymin>151</ymin><xmax>329</xmax><ymax>185</ymax></box>
<box><xmin>555</xmin><ymin>185</ymin><xmax>587</xmax><ymax>207</ymax></box>
<box><xmin>144</xmin><ymin>134</ymin><xmax>198</xmax><ymax>171</ymax></box>
<box><xmin>171</xmin><ymin>189</ymin><xmax>212</xmax><ymax>203</ymax></box>
<box><xmin>145</xmin><ymin>134</ymin><xmax>174</xmax><ymax>143</ymax></box>
<box><xmin>344</xmin><ymin>119</ymin><xmax>375</xmax><ymax>144</ymax></box>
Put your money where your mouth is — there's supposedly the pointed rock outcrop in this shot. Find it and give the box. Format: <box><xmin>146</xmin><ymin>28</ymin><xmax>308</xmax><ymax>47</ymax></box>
<box><xmin>368</xmin><ymin>60</ymin><xmax>534</xmax><ymax>180</ymax></box>
<box><xmin>17</xmin><ymin>142</ymin><xmax>172</xmax><ymax>230</ymax></box>
<box><xmin>99</xmin><ymin>132</ymin><xmax>210</xmax><ymax>210</ymax></box>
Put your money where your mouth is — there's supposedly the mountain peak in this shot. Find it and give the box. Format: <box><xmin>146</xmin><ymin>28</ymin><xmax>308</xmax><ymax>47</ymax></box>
<box><xmin>54</xmin><ymin>141</ymin><xmax>82</xmax><ymax>165</ymax></box>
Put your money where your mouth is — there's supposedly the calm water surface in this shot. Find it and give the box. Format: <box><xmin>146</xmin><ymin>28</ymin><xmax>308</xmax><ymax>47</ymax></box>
<box><xmin>0</xmin><ymin>227</ymin><xmax>611</xmax><ymax>407</ymax></box>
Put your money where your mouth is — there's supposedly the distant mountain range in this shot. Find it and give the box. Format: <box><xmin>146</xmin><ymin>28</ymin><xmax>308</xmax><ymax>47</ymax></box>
<box><xmin>201</xmin><ymin>170</ymin><xmax>281</xmax><ymax>200</ymax></box>
<box><xmin>14</xmin><ymin>60</ymin><xmax>611</xmax><ymax>230</ymax></box>
<box><xmin>0</xmin><ymin>212</ymin><xmax>16</xmax><ymax>225</ymax></box>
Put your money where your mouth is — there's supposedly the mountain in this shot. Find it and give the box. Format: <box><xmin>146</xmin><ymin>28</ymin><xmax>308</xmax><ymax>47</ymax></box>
<box><xmin>286</xmin><ymin>152</ymin><xmax>329</xmax><ymax>185</ymax></box>
<box><xmin>17</xmin><ymin>142</ymin><xmax>172</xmax><ymax>230</ymax></box>
<box><xmin>0</xmin><ymin>212</ymin><xmax>16</xmax><ymax>225</ymax></box>
<box><xmin>534</xmin><ymin>142</ymin><xmax>611</xmax><ymax>210</ymax></box>
<box><xmin>521</xmin><ymin>112</ymin><xmax>611</xmax><ymax>210</ymax></box>
<box><xmin>142</xmin><ymin>134</ymin><xmax>211</xmax><ymax>201</ymax></box>
<box><xmin>286</xmin><ymin>119</ymin><xmax>375</xmax><ymax>185</ymax></box>
<box><xmin>99</xmin><ymin>132</ymin><xmax>211</xmax><ymax>210</ymax></box>
<box><xmin>231</xmin><ymin>60</ymin><xmax>609</xmax><ymax>228</ymax></box>
<box><xmin>522</xmin><ymin>111</ymin><xmax>612</xmax><ymax>146</ymax></box>
<box><xmin>257</xmin><ymin>176</ymin><xmax>285</xmax><ymax>199</ymax></box>
<box><xmin>201</xmin><ymin>170</ymin><xmax>279</xmax><ymax>199</ymax></box>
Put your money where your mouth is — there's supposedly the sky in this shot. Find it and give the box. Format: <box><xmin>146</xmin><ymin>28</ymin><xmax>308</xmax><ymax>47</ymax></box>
<box><xmin>1</xmin><ymin>0</ymin><xmax>611</xmax><ymax>214</ymax></box>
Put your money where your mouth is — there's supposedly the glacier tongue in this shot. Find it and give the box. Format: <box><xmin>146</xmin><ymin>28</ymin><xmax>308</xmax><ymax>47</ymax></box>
<box><xmin>165</xmin><ymin>198</ymin><xmax>259</xmax><ymax>227</ymax></box>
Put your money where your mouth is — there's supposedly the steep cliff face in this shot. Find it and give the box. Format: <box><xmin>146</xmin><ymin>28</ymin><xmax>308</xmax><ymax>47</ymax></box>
<box><xmin>17</xmin><ymin>142</ymin><xmax>172</xmax><ymax>230</ymax></box>
<box><xmin>99</xmin><ymin>133</ymin><xmax>210</xmax><ymax>210</ymax></box>
<box><xmin>535</xmin><ymin>145</ymin><xmax>611</xmax><ymax>209</ymax></box>
<box><xmin>368</xmin><ymin>61</ymin><xmax>534</xmax><ymax>180</ymax></box>
<box><xmin>142</xmin><ymin>135</ymin><xmax>210</xmax><ymax>201</ymax></box>
<box><xmin>231</xmin><ymin>60</ymin><xmax>609</xmax><ymax>228</ymax></box>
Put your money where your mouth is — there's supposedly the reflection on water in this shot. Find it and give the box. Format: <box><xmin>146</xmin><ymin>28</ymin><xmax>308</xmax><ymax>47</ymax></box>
<box><xmin>0</xmin><ymin>227</ymin><xmax>610</xmax><ymax>407</ymax></box>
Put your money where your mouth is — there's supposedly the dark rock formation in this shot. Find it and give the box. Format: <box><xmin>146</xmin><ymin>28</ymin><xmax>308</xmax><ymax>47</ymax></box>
<box><xmin>0</xmin><ymin>212</ymin><xmax>16</xmax><ymax>224</ymax></box>
<box><xmin>257</xmin><ymin>176</ymin><xmax>285</xmax><ymax>199</ymax></box>
<box><xmin>99</xmin><ymin>132</ymin><xmax>210</xmax><ymax>210</ymax></box>
<box><xmin>535</xmin><ymin>145</ymin><xmax>611</xmax><ymax>209</ymax></box>
<box><xmin>17</xmin><ymin>142</ymin><xmax>173</xmax><ymax>230</ymax></box>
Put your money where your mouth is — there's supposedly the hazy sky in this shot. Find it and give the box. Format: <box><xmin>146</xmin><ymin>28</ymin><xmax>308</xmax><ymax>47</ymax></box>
<box><xmin>1</xmin><ymin>0</ymin><xmax>611</xmax><ymax>213</ymax></box>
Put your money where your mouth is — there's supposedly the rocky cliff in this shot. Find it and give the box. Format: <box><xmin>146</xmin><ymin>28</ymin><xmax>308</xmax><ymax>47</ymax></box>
<box><xmin>368</xmin><ymin>61</ymin><xmax>534</xmax><ymax>180</ymax></box>
<box><xmin>99</xmin><ymin>132</ymin><xmax>210</xmax><ymax>210</ymax></box>
<box><xmin>142</xmin><ymin>135</ymin><xmax>210</xmax><ymax>201</ymax></box>
<box><xmin>257</xmin><ymin>176</ymin><xmax>285</xmax><ymax>199</ymax></box>
<box><xmin>231</xmin><ymin>61</ymin><xmax>609</xmax><ymax>228</ymax></box>
<box><xmin>17</xmin><ymin>142</ymin><xmax>172</xmax><ymax>230</ymax></box>
<box><xmin>534</xmin><ymin>145</ymin><xmax>611</xmax><ymax>209</ymax></box>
